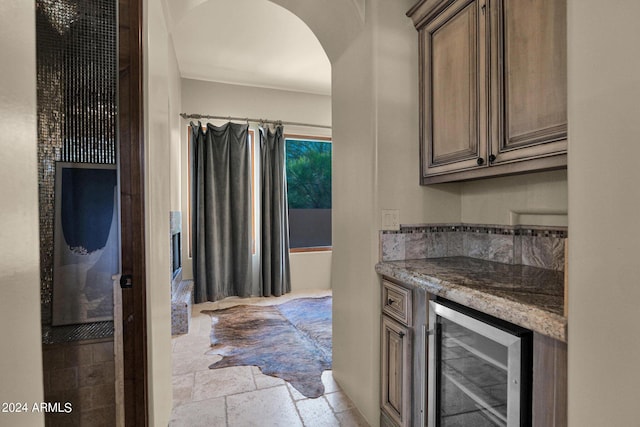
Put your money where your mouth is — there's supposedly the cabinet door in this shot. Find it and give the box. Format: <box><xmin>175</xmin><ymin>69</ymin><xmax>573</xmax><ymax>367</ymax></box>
<box><xmin>489</xmin><ymin>0</ymin><xmax>567</xmax><ymax>164</ymax></box>
<box><xmin>381</xmin><ymin>316</ymin><xmax>411</xmax><ymax>427</ymax></box>
<box><xmin>420</xmin><ymin>0</ymin><xmax>488</xmax><ymax>179</ymax></box>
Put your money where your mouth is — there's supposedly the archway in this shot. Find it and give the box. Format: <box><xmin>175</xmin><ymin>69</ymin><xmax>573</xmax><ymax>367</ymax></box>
<box><xmin>164</xmin><ymin>0</ymin><xmax>369</xmax><ymax>425</ymax></box>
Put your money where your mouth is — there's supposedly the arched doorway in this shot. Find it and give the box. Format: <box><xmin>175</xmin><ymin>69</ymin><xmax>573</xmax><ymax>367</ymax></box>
<box><xmin>121</xmin><ymin>0</ymin><xmax>372</xmax><ymax>419</ymax></box>
<box><xmin>162</xmin><ymin>0</ymin><xmax>366</xmax><ymax>425</ymax></box>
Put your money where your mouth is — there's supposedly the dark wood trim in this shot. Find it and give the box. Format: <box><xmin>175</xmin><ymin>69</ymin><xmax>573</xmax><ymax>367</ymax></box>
<box><xmin>290</xmin><ymin>246</ymin><xmax>332</xmax><ymax>253</ymax></box>
<box><xmin>284</xmin><ymin>133</ymin><xmax>332</xmax><ymax>141</ymax></box>
<box><xmin>118</xmin><ymin>0</ymin><xmax>148</xmax><ymax>425</ymax></box>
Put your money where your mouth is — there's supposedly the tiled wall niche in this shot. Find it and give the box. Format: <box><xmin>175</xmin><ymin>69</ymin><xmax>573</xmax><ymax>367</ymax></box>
<box><xmin>380</xmin><ymin>224</ymin><xmax>567</xmax><ymax>271</ymax></box>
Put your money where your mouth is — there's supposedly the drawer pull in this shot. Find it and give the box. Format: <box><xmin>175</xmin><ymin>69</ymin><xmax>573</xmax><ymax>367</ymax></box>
<box><xmin>388</xmin><ymin>298</ymin><xmax>396</xmax><ymax>306</ymax></box>
<box><xmin>399</xmin><ymin>331</ymin><xmax>405</xmax><ymax>339</ymax></box>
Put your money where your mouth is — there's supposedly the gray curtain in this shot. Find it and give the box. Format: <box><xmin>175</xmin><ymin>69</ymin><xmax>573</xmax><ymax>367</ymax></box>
<box><xmin>191</xmin><ymin>122</ymin><xmax>253</xmax><ymax>302</ymax></box>
<box><xmin>260</xmin><ymin>125</ymin><xmax>291</xmax><ymax>297</ymax></box>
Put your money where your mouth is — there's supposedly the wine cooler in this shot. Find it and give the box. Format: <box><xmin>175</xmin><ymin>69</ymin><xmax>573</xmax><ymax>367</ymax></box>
<box><xmin>427</xmin><ymin>299</ymin><xmax>532</xmax><ymax>427</ymax></box>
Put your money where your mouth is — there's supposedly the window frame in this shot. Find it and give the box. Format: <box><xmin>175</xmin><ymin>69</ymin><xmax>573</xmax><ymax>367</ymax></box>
<box><xmin>284</xmin><ymin>133</ymin><xmax>333</xmax><ymax>253</ymax></box>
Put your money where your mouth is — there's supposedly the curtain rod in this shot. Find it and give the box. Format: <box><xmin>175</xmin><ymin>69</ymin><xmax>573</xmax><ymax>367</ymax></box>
<box><xmin>179</xmin><ymin>113</ymin><xmax>332</xmax><ymax>130</ymax></box>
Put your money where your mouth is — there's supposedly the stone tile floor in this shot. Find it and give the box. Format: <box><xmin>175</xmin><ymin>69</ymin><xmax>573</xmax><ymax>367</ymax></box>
<box><xmin>169</xmin><ymin>290</ymin><xmax>369</xmax><ymax>427</ymax></box>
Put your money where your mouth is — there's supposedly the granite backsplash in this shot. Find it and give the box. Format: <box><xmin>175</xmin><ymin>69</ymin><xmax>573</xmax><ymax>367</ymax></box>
<box><xmin>380</xmin><ymin>224</ymin><xmax>567</xmax><ymax>271</ymax></box>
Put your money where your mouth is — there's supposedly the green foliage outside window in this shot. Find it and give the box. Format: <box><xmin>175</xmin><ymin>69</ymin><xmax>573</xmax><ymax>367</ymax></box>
<box><xmin>285</xmin><ymin>139</ymin><xmax>332</xmax><ymax>209</ymax></box>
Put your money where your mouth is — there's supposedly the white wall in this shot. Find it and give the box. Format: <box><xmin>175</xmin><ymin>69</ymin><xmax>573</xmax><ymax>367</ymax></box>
<box><xmin>331</xmin><ymin>22</ymin><xmax>379</xmax><ymax>424</ymax></box>
<box><xmin>270</xmin><ymin>0</ymin><xmax>364</xmax><ymax>62</ymax></box>
<box><xmin>143</xmin><ymin>0</ymin><xmax>182</xmax><ymax>424</ymax></box>
<box><xmin>169</xmin><ymin>44</ymin><xmax>183</xmax><ymax>212</ymax></box>
<box><xmin>374</xmin><ymin>1</ymin><xmax>462</xmax><ymax>225</ymax></box>
<box><xmin>461</xmin><ymin>170</ymin><xmax>568</xmax><ymax>226</ymax></box>
<box><xmin>331</xmin><ymin>1</ymin><xmax>462</xmax><ymax>424</ymax></box>
<box><xmin>567</xmin><ymin>1</ymin><xmax>640</xmax><ymax>425</ymax></box>
<box><xmin>289</xmin><ymin>251</ymin><xmax>332</xmax><ymax>291</ymax></box>
<box><xmin>180</xmin><ymin>79</ymin><xmax>332</xmax><ymax>291</ymax></box>
<box><xmin>0</xmin><ymin>1</ymin><xmax>44</xmax><ymax>426</ymax></box>
<box><xmin>181</xmin><ymin>79</ymin><xmax>331</xmax><ymax>127</ymax></box>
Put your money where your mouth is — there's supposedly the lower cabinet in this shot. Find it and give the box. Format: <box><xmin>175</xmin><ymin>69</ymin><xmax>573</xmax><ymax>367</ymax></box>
<box><xmin>380</xmin><ymin>279</ymin><xmax>429</xmax><ymax>427</ymax></box>
<box><xmin>381</xmin><ymin>316</ymin><xmax>411</xmax><ymax>427</ymax></box>
<box><xmin>380</xmin><ymin>276</ymin><xmax>567</xmax><ymax>427</ymax></box>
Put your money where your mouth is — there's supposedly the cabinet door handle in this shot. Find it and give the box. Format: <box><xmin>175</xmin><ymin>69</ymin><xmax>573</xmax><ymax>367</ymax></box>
<box><xmin>489</xmin><ymin>154</ymin><xmax>496</xmax><ymax>163</ymax></box>
<box><xmin>481</xmin><ymin>4</ymin><xmax>486</xmax><ymax>15</ymax></box>
<box><xmin>477</xmin><ymin>157</ymin><xmax>485</xmax><ymax>166</ymax></box>
<box><xmin>388</xmin><ymin>298</ymin><xmax>395</xmax><ymax>306</ymax></box>
<box><xmin>399</xmin><ymin>331</ymin><xmax>405</xmax><ymax>339</ymax></box>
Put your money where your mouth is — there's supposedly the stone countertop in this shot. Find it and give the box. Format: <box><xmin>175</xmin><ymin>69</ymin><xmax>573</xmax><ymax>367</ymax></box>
<box><xmin>375</xmin><ymin>256</ymin><xmax>567</xmax><ymax>342</ymax></box>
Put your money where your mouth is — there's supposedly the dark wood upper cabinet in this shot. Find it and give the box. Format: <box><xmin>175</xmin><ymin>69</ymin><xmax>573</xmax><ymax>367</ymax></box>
<box><xmin>408</xmin><ymin>0</ymin><xmax>567</xmax><ymax>184</ymax></box>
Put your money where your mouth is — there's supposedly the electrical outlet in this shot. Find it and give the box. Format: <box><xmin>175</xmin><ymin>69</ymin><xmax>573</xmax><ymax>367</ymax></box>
<box><xmin>381</xmin><ymin>209</ymin><xmax>400</xmax><ymax>231</ymax></box>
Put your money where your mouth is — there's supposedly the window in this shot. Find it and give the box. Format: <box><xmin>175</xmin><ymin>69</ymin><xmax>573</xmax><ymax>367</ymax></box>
<box><xmin>285</xmin><ymin>135</ymin><xmax>332</xmax><ymax>251</ymax></box>
<box><xmin>187</xmin><ymin>128</ymin><xmax>331</xmax><ymax>255</ymax></box>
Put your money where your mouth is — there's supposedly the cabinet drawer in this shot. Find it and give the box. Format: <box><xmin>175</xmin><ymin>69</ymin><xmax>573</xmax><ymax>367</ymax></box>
<box><xmin>382</xmin><ymin>280</ymin><xmax>412</xmax><ymax>326</ymax></box>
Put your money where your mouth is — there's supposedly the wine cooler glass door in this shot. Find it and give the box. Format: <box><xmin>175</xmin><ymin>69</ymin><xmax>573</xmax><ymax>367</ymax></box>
<box><xmin>428</xmin><ymin>300</ymin><xmax>530</xmax><ymax>427</ymax></box>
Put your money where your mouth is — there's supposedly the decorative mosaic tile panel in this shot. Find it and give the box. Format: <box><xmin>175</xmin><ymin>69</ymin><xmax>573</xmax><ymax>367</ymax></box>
<box><xmin>382</xmin><ymin>223</ymin><xmax>568</xmax><ymax>238</ymax></box>
<box><xmin>37</xmin><ymin>0</ymin><xmax>117</xmax><ymax>330</ymax></box>
<box><xmin>41</xmin><ymin>321</ymin><xmax>114</xmax><ymax>344</ymax></box>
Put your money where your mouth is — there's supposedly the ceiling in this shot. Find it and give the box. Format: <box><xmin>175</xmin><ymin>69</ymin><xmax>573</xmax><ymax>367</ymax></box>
<box><xmin>165</xmin><ymin>0</ymin><xmax>332</xmax><ymax>95</ymax></box>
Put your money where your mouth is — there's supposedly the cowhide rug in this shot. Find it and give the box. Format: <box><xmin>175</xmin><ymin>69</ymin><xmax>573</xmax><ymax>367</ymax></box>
<box><xmin>202</xmin><ymin>296</ymin><xmax>332</xmax><ymax>398</ymax></box>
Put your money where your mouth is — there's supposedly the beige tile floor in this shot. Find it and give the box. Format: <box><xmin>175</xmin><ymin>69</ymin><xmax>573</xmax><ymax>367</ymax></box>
<box><xmin>169</xmin><ymin>290</ymin><xmax>370</xmax><ymax>427</ymax></box>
